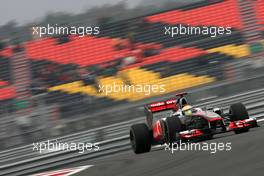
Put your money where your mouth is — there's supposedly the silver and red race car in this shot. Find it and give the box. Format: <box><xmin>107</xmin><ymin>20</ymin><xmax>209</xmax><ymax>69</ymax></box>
<box><xmin>129</xmin><ymin>93</ymin><xmax>258</xmax><ymax>154</ymax></box>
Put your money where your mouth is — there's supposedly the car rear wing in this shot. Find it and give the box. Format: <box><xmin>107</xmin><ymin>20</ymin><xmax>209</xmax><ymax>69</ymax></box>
<box><xmin>146</xmin><ymin>99</ymin><xmax>177</xmax><ymax>112</ymax></box>
<box><xmin>176</xmin><ymin>92</ymin><xmax>188</xmax><ymax>97</ymax></box>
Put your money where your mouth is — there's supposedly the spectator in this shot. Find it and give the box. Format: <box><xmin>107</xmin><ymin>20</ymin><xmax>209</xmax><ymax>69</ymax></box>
<box><xmin>38</xmin><ymin>64</ymin><xmax>60</xmax><ymax>86</ymax></box>
<box><xmin>30</xmin><ymin>78</ymin><xmax>47</xmax><ymax>95</ymax></box>
<box><xmin>112</xmin><ymin>38</ymin><xmax>125</xmax><ymax>50</ymax></box>
<box><xmin>121</xmin><ymin>56</ymin><xmax>137</xmax><ymax>67</ymax></box>
<box><xmin>127</xmin><ymin>32</ymin><xmax>135</xmax><ymax>49</ymax></box>
<box><xmin>58</xmin><ymin>70</ymin><xmax>72</xmax><ymax>84</ymax></box>
<box><xmin>79</xmin><ymin>67</ymin><xmax>99</xmax><ymax>91</ymax></box>
<box><xmin>131</xmin><ymin>48</ymin><xmax>143</xmax><ymax>63</ymax></box>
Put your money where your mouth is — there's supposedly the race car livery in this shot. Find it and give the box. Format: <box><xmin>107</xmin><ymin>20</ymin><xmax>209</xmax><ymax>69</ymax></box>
<box><xmin>129</xmin><ymin>93</ymin><xmax>258</xmax><ymax>154</ymax></box>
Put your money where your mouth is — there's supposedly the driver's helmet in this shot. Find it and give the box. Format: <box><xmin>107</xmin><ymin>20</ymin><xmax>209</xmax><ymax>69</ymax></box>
<box><xmin>176</xmin><ymin>97</ymin><xmax>188</xmax><ymax>109</ymax></box>
<box><xmin>182</xmin><ymin>105</ymin><xmax>193</xmax><ymax>116</ymax></box>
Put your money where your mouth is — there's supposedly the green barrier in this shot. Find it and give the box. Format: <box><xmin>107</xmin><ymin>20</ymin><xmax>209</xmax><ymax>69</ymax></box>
<box><xmin>250</xmin><ymin>42</ymin><xmax>263</xmax><ymax>54</ymax></box>
<box><xmin>14</xmin><ymin>99</ymin><xmax>30</xmax><ymax>110</ymax></box>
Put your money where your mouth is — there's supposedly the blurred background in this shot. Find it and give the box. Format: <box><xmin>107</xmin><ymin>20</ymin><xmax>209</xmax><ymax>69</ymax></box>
<box><xmin>0</xmin><ymin>0</ymin><xmax>264</xmax><ymax>151</ymax></box>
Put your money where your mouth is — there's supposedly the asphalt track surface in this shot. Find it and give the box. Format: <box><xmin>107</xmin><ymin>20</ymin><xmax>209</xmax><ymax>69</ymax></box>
<box><xmin>57</xmin><ymin>121</ymin><xmax>264</xmax><ymax>176</ymax></box>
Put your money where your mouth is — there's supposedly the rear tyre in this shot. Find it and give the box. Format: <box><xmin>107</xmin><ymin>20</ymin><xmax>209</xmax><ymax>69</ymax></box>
<box><xmin>165</xmin><ymin>116</ymin><xmax>182</xmax><ymax>144</ymax></box>
<box><xmin>229</xmin><ymin>103</ymin><xmax>250</xmax><ymax>134</ymax></box>
<box><xmin>130</xmin><ymin>123</ymin><xmax>151</xmax><ymax>154</ymax></box>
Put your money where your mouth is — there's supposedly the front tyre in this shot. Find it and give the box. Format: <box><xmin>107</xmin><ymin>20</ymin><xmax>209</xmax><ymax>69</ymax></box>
<box><xmin>229</xmin><ymin>103</ymin><xmax>249</xmax><ymax>121</ymax></box>
<box><xmin>165</xmin><ymin>116</ymin><xmax>182</xmax><ymax>144</ymax></box>
<box><xmin>130</xmin><ymin>123</ymin><xmax>151</xmax><ymax>154</ymax></box>
<box><xmin>229</xmin><ymin>103</ymin><xmax>250</xmax><ymax>134</ymax></box>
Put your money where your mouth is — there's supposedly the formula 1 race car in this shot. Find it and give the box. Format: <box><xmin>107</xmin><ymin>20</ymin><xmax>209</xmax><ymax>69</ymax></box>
<box><xmin>129</xmin><ymin>93</ymin><xmax>258</xmax><ymax>154</ymax></box>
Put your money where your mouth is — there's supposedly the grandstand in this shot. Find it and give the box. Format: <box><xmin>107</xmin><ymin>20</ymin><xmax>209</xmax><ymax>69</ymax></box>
<box><xmin>0</xmin><ymin>0</ymin><xmax>263</xmax><ymax>120</ymax></box>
